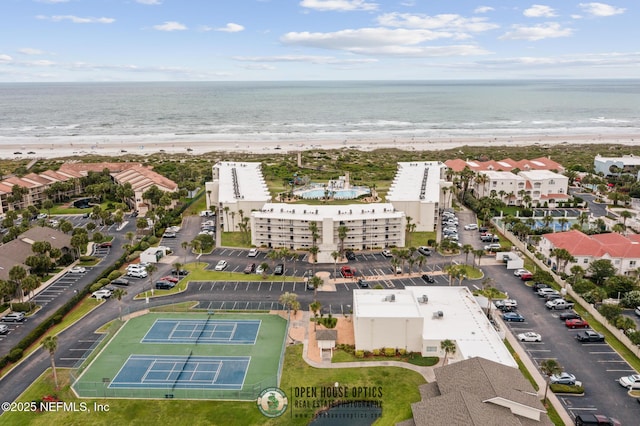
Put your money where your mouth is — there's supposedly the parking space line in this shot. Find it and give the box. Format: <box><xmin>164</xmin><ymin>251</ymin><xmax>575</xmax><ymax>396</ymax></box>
<box><xmin>606</xmin><ymin>369</ymin><xmax>636</xmax><ymax>372</ymax></box>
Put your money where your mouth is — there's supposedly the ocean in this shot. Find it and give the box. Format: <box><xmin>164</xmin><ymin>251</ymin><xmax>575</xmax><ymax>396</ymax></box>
<box><xmin>1</xmin><ymin>80</ymin><xmax>639</xmax><ymax>146</ymax></box>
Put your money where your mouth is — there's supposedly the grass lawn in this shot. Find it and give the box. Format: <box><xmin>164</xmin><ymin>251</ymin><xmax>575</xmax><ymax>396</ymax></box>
<box><xmin>5</xmin><ymin>345</ymin><xmax>425</xmax><ymax>425</ymax></box>
<box><xmin>408</xmin><ymin>231</ymin><xmax>436</xmax><ymax>247</ymax></box>
<box><xmin>183</xmin><ymin>190</ymin><xmax>206</xmax><ymax>216</ymax></box>
<box><xmin>221</xmin><ymin>232</ymin><xmax>251</xmax><ymax>248</ymax></box>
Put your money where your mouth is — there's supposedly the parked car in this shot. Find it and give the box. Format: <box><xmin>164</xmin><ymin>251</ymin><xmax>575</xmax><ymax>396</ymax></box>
<box><xmin>537</xmin><ymin>288</ymin><xmax>557</xmax><ymax>297</ymax></box>
<box><xmin>110</xmin><ymin>277</ymin><xmax>130</xmax><ymax>286</ymax></box>
<box><xmin>2</xmin><ymin>312</ymin><xmax>25</xmax><ymax>322</ymax></box>
<box><xmin>559</xmin><ymin>311</ymin><xmax>581</xmax><ymax>321</ymax></box>
<box><xmin>126</xmin><ymin>264</ymin><xmax>146</xmax><ymax>272</ymax></box>
<box><xmin>513</xmin><ymin>269</ymin><xmax>531</xmax><ymax>277</ymax></box>
<box><xmin>576</xmin><ymin>330</ymin><xmax>605</xmax><ymax>342</ymax></box>
<box><xmin>244</xmin><ymin>263</ymin><xmax>256</xmax><ymax>274</ymax></box>
<box><xmin>566</xmin><ymin>319</ymin><xmax>589</xmax><ymax>329</ymax></box>
<box><xmin>274</xmin><ymin>264</ymin><xmax>285</xmax><ymax>275</ymax></box>
<box><xmin>443</xmin><ymin>233</ymin><xmax>458</xmax><ymax>241</ymax></box>
<box><xmin>484</xmin><ymin>243</ymin><xmax>502</xmax><ymax>252</ymax></box>
<box><xmin>162</xmin><ymin>231</ymin><xmax>177</xmax><ymax>238</ymax></box>
<box><xmin>341</xmin><ymin>266</ymin><xmax>355</xmax><ymax>278</ymax></box>
<box><xmin>0</xmin><ymin>324</ymin><xmax>8</xmax><ymax>334</ymax></box>
<box><xmin>248</xmin><ymin>248</ymin><xmax>258</xmax><ymax>257</ymax></box>
<box><xmin>546</xmin><ymin>299</ymin><xmax>575</xmax><ymax>310</ymax></box>
<box><xmin>532</xmin><ymin>282</ymin><xmax>549</xmax><ymax>292</ymax></box>
<box><xmin>517</xmin><ymin>332</ymin><xmax>541</xmax><ymax>342</ymax></box>
<box><xmin>495</xmin><ymin>299</ymin><xmax>518</xmax><ymax>311</ymax></box>
<box><xmin>214</xmin><ymin>260</ymin><xmax>228</xmax><ymax>271</ymax></box>
<box><xmin>381</xmin><ymin>249</ymin><xmax>392</xmax><ymax>257</ymax></box>
<box><xmin>618</xmin><ymin>374</ymin><xmax>640</xmax><ymax>390</ymax></box>
<box><xmin>70</xmin><ymin>266</ymin><xmax>86</xmax><ymax>274</ymax></box>
<box><xmin>155</xmin><ymin>280</ymin><xmax>175</xmax><ymax>290</ymax></box>
<box><xmin>480</xmin><ymin>234</ymin><xmax>499</xmax><ymax>243</ymax></box>
<box><xmin>256</xmin><ymin>264</ymin><xmax>266</xmax><ymax>274</ymax></box>
<box><xmin>550</xmin><ymin>372</ymin><xmax>577</xmax><ymax>385</ymax></box>
<box><xmin>160</xmin><ymin>276</ymin><xmax>179</xmax><ymax>283</ymax></box>
<box><xmin>520</xmin><ymin>273</ymin><xmax>534</xmax><ymax>281</ymax></box>
<box><xmin>98</xmin><ymin>241</ymin><xmax>112</xmax><ymax>248</ymax></box>
<box><xmin>91</xmin><ymin>289</ymin><xmax>112</xmax><ymax>300</ymax></box>
<box><xmin>544</xmin><ymin>292</ymin><xmax>562</xmax><ymax>301</ymax></box>
<box><xmin>345</xmin><ymin>251</ymin><xmax>356</xmax><ymax>260</ymax></box>
<box><xmin>357</xmin><ymin>279</ymin><xmax>369</xmax><ymax>288</ymax></box>
<box><xmin>574</xmin><ymin>413</ymin><xmax>621</xmax><ymax>426</ymax></box>
<box><xmin>479</xmin><ymin>226</ymin><xmax>489</xmax><ymax>233</ymax></box>
<box><xmin>463</xmin><ymin>223</ymin><xmax>478</xmax><ymax>230</ymax></box>
<box><xmin>635</xmin><ymin>306</ymin><xmax>640</xmax><ymax>316</ymax></box>
<box><xmin>421</xmin><ymin>274</ymin><xmax>435</xmax><ymax>283</ymax></box>
<box><xmin>171</xmin><ymin>269</ymin><xmax>189</xmax><ymax>277</ymax></box>
<box><xmin>417</xmin><ymin>246</ymin><xmax>431</xmax><ymax>256</ymax></box>
<box><xmin>127</xmin><ymin>269</ymin><xmax>148</xmax><ymax>278</ymax></box>
<box><xmin>503</xmin><ymin>312</ymin><xmax>525</xmax><ymax>322</ymax></box>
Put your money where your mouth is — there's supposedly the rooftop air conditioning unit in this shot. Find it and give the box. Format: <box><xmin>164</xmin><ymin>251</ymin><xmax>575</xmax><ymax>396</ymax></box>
<box><xmin>419</xmin><ymin>295</ymin><xmax>428</xmax><ymax>304</ymax></box>
<box><xmin>432</xmin><ymin>311</ymin><xmax>444</xmax><ymax>319</ymax></box>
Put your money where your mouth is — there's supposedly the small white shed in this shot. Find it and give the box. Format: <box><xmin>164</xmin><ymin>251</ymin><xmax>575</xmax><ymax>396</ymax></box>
<box><xmin>497</xmin><ymin>251</ymin><xmax>524</xmax><ymax>270</ymax></box>
<box><xmin>140</xmin><ymin>246</ymin><xmax>171</xmax><ymax>264</ymax></box>
<box><xmin>316</xmin><ymin>329</ymin><xmax>337</xmax><ymax>359</ymax></box>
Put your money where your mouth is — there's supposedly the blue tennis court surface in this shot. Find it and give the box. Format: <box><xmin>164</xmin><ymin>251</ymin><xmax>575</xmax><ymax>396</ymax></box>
<box><xmin>142</xmin><ymin>319</ymin><xmax>260</xmax><ymax>344</ymax></box>
<box><xmin>109</xmin><ymin>355</ymin><xmax>250</xmax><ymax>390</ymax></box>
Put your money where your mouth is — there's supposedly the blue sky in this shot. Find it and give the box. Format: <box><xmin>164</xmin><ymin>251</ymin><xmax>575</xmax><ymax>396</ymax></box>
<box><xmin>0</xmin><ymin>0</ymin><xmax>637</xmax><ymax>81</ymax></box>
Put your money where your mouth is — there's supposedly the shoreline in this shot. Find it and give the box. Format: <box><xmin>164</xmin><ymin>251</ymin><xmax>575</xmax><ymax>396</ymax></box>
<box><xmin>2</xmin><ymin>133</ymin><xmax>639</xmax><ymax>160</ymax></box>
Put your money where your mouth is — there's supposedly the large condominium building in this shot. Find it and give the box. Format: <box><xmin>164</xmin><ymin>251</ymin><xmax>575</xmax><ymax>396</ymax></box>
<box><xmin>251</xmin><ymin>203</ymin><xmax>405</xmax><ymax>262</ymax></box>
<box><xmin>475</xmin><ymin>169</ymin><xmax>569</xmax><ymax>206</ymax></box>
<box><xmin>205</xmin><ymin>162</ymin><xmax>272</xmax><ymax>232</ymax></box>
<box><xmin>386</xmin><ymin>162</ymin><xmax>452</xmax><ymax>232</ymax></box>
<box><xmin>594</xmin><ymin>154</ymin><xmax>640</xmax><ymax>179</ymax></box>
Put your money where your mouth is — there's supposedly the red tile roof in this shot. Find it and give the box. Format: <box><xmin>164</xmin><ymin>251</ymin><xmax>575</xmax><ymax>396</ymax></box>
<box><xmin>545</xmin><ymin>230</ymin><xmax>640</xmax><ymax>258</ymax></box>
<box><xmin>445</xmin><ymin>157</ymin><xmax>564</xmax><ymax>173</ymax></box>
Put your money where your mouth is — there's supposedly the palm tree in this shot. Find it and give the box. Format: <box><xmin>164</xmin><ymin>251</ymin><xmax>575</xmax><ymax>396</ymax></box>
<box><xmin>481</xmin><ymin>277</ymin><xmax>498</xmax><ymax>318</ymax></box>
<box><xmin>540</xmin><ymin>359</ymin><xmax>562</xmax><ymax>404</ymax></box>
<box><xmin>462</xmin><ymin>244</ymin><xmax>474</xmax><ymax>265</ymax></box>
<box><xmin>620</xmin><ymin>210</ymin><xmax>633</xmax><ymax>227</ymax></box>
<box><xmin>331</xmin><ymin>251</ymin><xmax>340</xmax><ymax>279</ymax></box>
<box><xmin>259</xmin><ymin>262</ymin><xmax>270</xmax><ymax>279</ymax></box>
<box><xmin>278</xmin><ymin>292</ymin><xmax>298</xmax><ymax>315</ymax></box>
<box><xmin>42</xmin><ymin>335</ymin><xmax>59</xmax><ymax>389</ymax></box>
<box><xmin>309</xmin><ymin>301</ymin><xmax>322</xmax><ymax>330</ymax></box>
<box><xmin>9</xmin><ymin>265</ymin><xmax>27</xmax><ymax>303</ymax></box>
<box><xmin>112</xmin><ymin>288</ymin><xmax>127</xmax><ymax>320</ymax></box>
<box><xmin>146</xmin><ymin>263</ymin><xmax>157</xmax><ymax>293</ymax></box>
<box><xmin>309</xmin><ymin>246</ymin><xmax>319</xmax><ymax>265</ymax></box>
<box><xmin>310</xmin><ymin>275</ymin><xmax>323</xmax><ymax>300</ymax></box>
<box><xmin>440</xmin><ymin>339</ymin><xmax>456</xmax><ymax>365</ymax></box>
<box><xmin>337</xmin><ymin>225</ymin><xmax>348</xmax><ymax>258</ymax></box>
<box><xmin>181</xmin><ymin>241</ymin><xmax>190</xmax><ymax>264</ymax></box>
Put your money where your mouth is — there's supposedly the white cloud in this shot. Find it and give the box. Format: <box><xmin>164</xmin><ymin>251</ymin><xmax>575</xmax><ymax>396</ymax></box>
<box><xmin>136</xmin><ymin>0</ymin><xmax>162</xmax><ymax>4</ymax></box>
<box><xmin>233</xmin><ymin>55</ymin><xmax>377</xmax><ymax>64</ymax></box>
<box><xmin>18</xmin><ymin>48</ymin><xmax>46</xmax><ymax>55</ymax></box>
<box><xmin>153</xmin><ymin>21</ymin><xmax>187</xmax><ymax>31</ymax></box>
<box><xmin>477</xmin><ymin>52</ymin><xmax>640</xmax><ymax>69</ymax></box>
<box><xmin>216</xmin><ymin>23</ymin><xmax>245</xmax><ymax>33</ymax></box>
<box><xmin>281</xmin><ymin>28</ymin><xmax>489</xmax><ymax>56</ymax></box>
<box><xmin>299</xmin><ymin>0</ymin><xmax>378</xmax><ymax>12</ymax></box>
<box><xmin>474</xmin><ymin>6</ymin><xmax>494</xmax><ymax>14</ymax></box>
<box><xmin>578</xmin><ymin>2</ymin><xmax>625</xmax><ymax>17</ymax></box>
<box><xmin>499</xmin><ymin>22</ymin><xmax>573</xmax><ymax>41</ymax></box>
<box><xmin>523</xmin><ymin>5</ymin><xmax>557</xmax><ymax>18</ymax></box>
<box><xmin>36</xmin><ymin>15</ymin><xmax>115</xmax><ymax>24</ymax></box>
<box><xmin>377</xmin><ymin>12</ymin><xmax>499</xmax><ymax>33</ymax></box>
<box><xmin>0</xmin><ymin>54</ymin><xmax>13</xmax><ymax>62</ymax></box>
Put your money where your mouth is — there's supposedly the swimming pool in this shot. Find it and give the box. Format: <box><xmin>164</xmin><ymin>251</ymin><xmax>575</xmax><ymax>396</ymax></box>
<box><xmin>294</xmin><ymin>185</ymin><xmax>370</xmax><ymax>200</ymax></box>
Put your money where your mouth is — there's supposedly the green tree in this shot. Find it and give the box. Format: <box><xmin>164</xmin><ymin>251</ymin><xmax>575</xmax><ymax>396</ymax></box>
<box><xmin>310</xmin><ymin>275</ymin><xmax>323</xmax><ymax>300</ymax></box>
<box><xmin>309</xmin><ymin>300</ymin><xmax>322</xmax><ymax>331</ymax></box>
<box><xmin>9</xmin><ymin>265</ymin><xmax>27</xmax><ymax>303</ymax></box>
<box><xmin>42</xmin><ymin>335</ymin><xmax>59</xmax><ymax>389</ymax></box>
<box><xmin>331</xmin><ymin>250</ymin><xmax>340</xmax><ymax>279</ymax></box>
<box><xmin>540</xmin><ymin>359</ymin><xmax>562</xmax><ymax>404</ymax></box>
<box><xmin>587</xmin><ymin>259</ymin><xmax>616</xmax><ymax>285</ymax></box>
<box><xmin>112</xmin><ymin>288</ymin><xmax>127</xmax><ymax>320</ymax></box>
<box><xmin>440</xmin><ymin>339</ymin><xmax>456</xmax><ymax>365</ymax></box>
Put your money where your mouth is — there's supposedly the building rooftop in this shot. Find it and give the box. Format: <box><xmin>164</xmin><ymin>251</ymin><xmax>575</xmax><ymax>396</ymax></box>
<box><xmin>445</xmin><ymin>157</ymin><xmax>564</xmax><ymax>173</ymax></box>
<box><xmin>354</xmin><ymin>287</ymin><xmax>516</xmax><ymax>367</ymax></box>
<box><xmin>214</xmin><ymin>161</ymin><xmax>271</xmax><ymax>203</ymax></box>
<box><xmin>544</xmin><ymin>229</ymin><xmax>640</xmax><ymax>258</ymax></box>
<box><xmin>386</xmin><ymin>162</ymin><xmax>446</xmax><ymax>203</ymax></box>
<box><xmin>595</xmin><ymin>154</ymin><xmax>640</xmax><ymax>165</ymax></box>
<box><xmin>518</xmin><ymin>170</ymin><xmax>567</xmax><ymax>180</ymax></box>
<box><xmin>253</xmin><ymin>203</ymin><xmax>402</xmax><ymax>222</ymax></box>
<box><xmin>481</xmin><ymin>170</ymin><xmax>525</xmax><ymax>181</ymax></box>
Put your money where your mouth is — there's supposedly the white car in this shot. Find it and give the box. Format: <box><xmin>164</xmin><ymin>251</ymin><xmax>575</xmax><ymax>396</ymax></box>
<box><xmin>70</xmin><ymin>266</ymin><xmax>86</xmax><ymax>274</ymax></box>
<box><xmin>37</xmin><ymin>213</ymin><xmax>48</xmax><ymax>219</ymax></box>
<box><xmin>127</xmin><ymin>269</ymin><xmax>148</xmax><ymax>278</ymax></box>
<box><xmin>517</xmin><ymin>332</ymin><xmax>542</xmax><ymax>342</ymax></box>
<box><xmin>256</xmin><ymin>264</ymin><xmax>266</xmax><ymax>274</ymax></box>
<box><xmin>126</xmin><ymin>264</ymin><xmax>146</xmax><ymax>272</ymax></box>
<box><xmin>550</xmin><ymin>372</ymin><xmax>577</xmax><ymax>385</ymax></box>
<box><xmin>0</xmin><ymin>324</ymin><xmax>8</xmax><ymax>334</ymax></box>
<box><xmin>214</xmin><ymin>260</ymin><xmax>228</xmax><ymax>271</ymax></box>
<box><xmin>381</xmin><ymin>249</ymin><xmax>392</xmax><ymax>257</ymax></box>
<box><xmin>513</xmin><ymin>269</ymin><xmax>531</xmax><ymax>277</ymax></box>
<box><xmin>619</xmin><ymin>374</ymin><xmax>640</xmax><ymax>390</ymax></box>
<box><xmin>463</xmin><ymin>223</ymin><xmax>478</xmax><ymax>230</ymax></box>
<box><xmin>92</xmin><ymin>289</ymin><xmax>112</xmax><ymax>300</ymax></box>
<box><xmin>248</xmin><ymin>248</ymin><xmax>258</xmax><ymax>257</ymax></box>
<box><xmin>635</xmin><ymin>306</ymin><xmax>640</xmax><ymax>316</ymax></box>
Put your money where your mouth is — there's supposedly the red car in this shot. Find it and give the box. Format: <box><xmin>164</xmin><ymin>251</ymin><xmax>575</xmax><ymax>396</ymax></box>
<box><xmin>566</xmin><ymin>319</ymin><xmax>589</xmax><ymax>329</ymax></box>
<box><xmin>520</xmin><ymin>273</ymin><xmax>534</xmax><ymax>281</ymax></box>
<box><xmin>98</xmin><ymin>241</ymin><xmax>112</xmax><ymax>248</ymax></box>
<box><xmin>160</xmin><ymin>276</ymin><xmax>179</xmax><ymax>283</ymax></box>
<box><xmin>340</xmin><ymin>265</ymin><xmax>355</xmax><ymax>278</ymax></box>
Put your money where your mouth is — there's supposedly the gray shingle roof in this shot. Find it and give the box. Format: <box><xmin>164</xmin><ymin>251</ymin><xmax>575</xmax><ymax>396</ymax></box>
<box><xmin>316</xmin><ymin>329</ymin><xmax>337</xmax><ymax>341</ymax></box>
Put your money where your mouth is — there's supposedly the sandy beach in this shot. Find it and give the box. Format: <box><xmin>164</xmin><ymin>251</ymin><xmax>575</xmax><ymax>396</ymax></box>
<box><xmin>2</xmin><ymin>133</ymin><xmax>639</xmax><ymax>160</ymax></box>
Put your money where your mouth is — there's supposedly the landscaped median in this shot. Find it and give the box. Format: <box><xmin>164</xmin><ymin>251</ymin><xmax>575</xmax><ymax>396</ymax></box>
<box><xmin>133</xmin><ymin>262</ymin><xmax>304</xmax><ymax>300</ymax></box>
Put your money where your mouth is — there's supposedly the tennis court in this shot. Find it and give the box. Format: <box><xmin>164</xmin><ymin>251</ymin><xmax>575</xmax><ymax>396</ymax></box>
<box><xmin>141</xmin><ymin>319</ymin><xmax>260</xmax><ymax>345</ymax></box>
<box><xmin>109</xmin><ymin>355</ymin><xmax>250</xmax><ymax>390</ymax></box>
<box><xmin>72</xmin><ymin>312</ymin><xmax>287</xmax><ymax>400</ymax></box>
